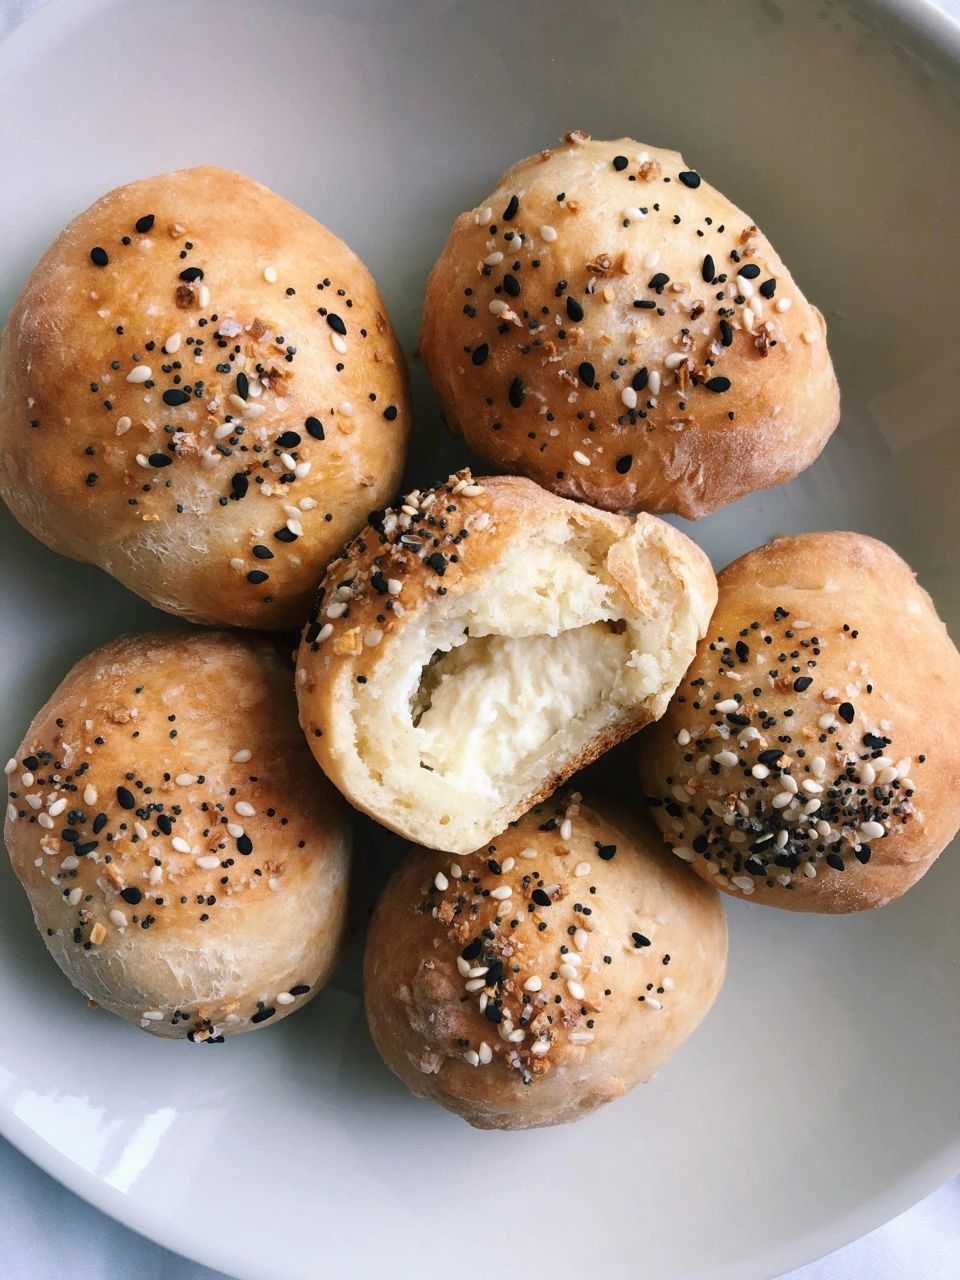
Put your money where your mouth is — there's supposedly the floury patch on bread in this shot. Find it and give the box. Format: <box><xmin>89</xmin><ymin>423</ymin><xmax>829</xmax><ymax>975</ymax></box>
<box><xmin>296</xmin><ymin>470</ymin><xmax>717</xmax><ymax>854</ymax></box>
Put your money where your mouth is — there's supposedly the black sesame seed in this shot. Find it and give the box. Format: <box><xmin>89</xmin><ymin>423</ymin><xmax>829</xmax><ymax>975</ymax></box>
<box><xmin>461</xmin><ymin>937</ymin><xmax>483</xmax><ymax>961</ymax></box>
<box><xmin>503</xmin><ymin>273</ymin><xmax>521</xmax><ymax>297</ymax></box>
<box><xmin>838</xmin><ymin>702</ymin><xmax>855</xmax><ymax>723</ymax></box>
<box><xmin>502</xmin><ymin>194</ymin><xmax>520</xmax><ymax>221</ymax></box>
<box><xmin>855</xmin><ymin>845</ymin><xmax>872</xmax><ymax>864</ymax></box>
<box><xmin>90</xmin><ymin>247</ymin><xmax>109</xmax><ymax>267</ymax></box>
<box><xmin>305</xmin><ymin>416</ymin><xmax>325</xmax><ymax>440</ymax></box>
<box><xmin>613</xmin><ymin>155</ymin><xmax>629</xmax><ymax>171</ymax></box>
<box><xmin>276</xmin><ymin>431</ymin><xmax>301</xmax><ymax>448</ymax></box>
<box><xmin>597</xmin><ymin>844</ymin><xmax>617</xmax><ymax>860</ymax></box>
<box><xmin>648</xmin><ymin>272</ymin><xmax>670</xmax><ymax>292</ymax></box>
<box><xmin>162</xmin><ymin>388</ymin><xmax>190</xmax><ymax>407</ymax></box>
<box><xmin>565</xmin><ymin>296</ymin><xmax>584</xmax><ymax>322</ymax></box>
<box><xmin>678</xmin><ymin>170</ymin><xmax>701</xmax><ymax>188</ymax></box>
<box><xmin>615</xmin><ymin>454</ymin><xmax>632</xmax><ymax>474</ymax></box>
<box><xmin>231</xmin><ymin>472</ymin><xmax>249</xmax><ymax>499</ymax></box>
<box><xmin>116</xmin><ymin>787</ymin><xmax>136</xmax><ymax>809</ymax></box>
<box><xmin>508</xmin><ymin>377</ymin><xmax>524</xmax><ymax>408</ymax></box>
<box><xmin>383</xmin><ymin>405</ymin><xmax>398</xmax><ymax>421</ymax></box>
<box><xmin>471</xmin><ymin>343</ymin><xmax>489</xmax><ymax>366</ymax></box>
<box><xmin>148</xmin><ymin>452</ymin><xmax>173</xmax><ymax>467</ymax></box>
<box><xmin>759</xmin><ymin>278</ymin><xmax>777</xmax><ymax>298</ymax></box>
<box><xmin>702</xmin><ymin>254</ymin><xmax>715</xmax><ymax>282</ymax></box>
<box><xmin>793</xmin><ymin>676</ymin><xmax>813</xmax><ymax>692</ymax></box>
<box><xmin>237</xmin><ymin>834</ymin><xmax>253</xmax><ymax>855</ymax></box>
<box><xmin>632</xmin><ymin>932</ymin><xmax>651</xmax><ymax>948</ymax></box>
<box><xmin>178</xmin><ymin>266</ymin><xmax>204</xmax><ymax>282</ymax></box>
<box><xmin>247</xmin><ymin>570</ymin><xmax>269</xmax><ymax>584</ymax></box>
<box><xmin>135</xmin><ymin>214</ymin><xmax>155</xmax><ymax>234</ymax></box>
<box><xmin>252</xmin><ymin>545</ymin><xmax>274</xmax><ymax>560</ymax></box>
<box><xmin>326</xmin><ymin>313</ymin><xmax>347</xmax><ymax>335</ymax></box>
<box><xmin>120</xmin><ymin>886</ymin><xmax>143</xmax><ymax>904</ymax></box>
<box><xmin>826</xmin><ymin>853</ymin><xmax>846</xmax><ymax>872</ymax></box>
<box><xmin>531</xmin><ymin>888</ymin><xmax>551</xmax><ymax>907</ymax></box>
<box><xmin>738</xmin><ymin>263</ymin><xmax>761</xmax><ymax>279</ymax></box>
<box><xmin>578</xmin><ymin>361</ymin><xmax>595</xmax><ymax>386</ymax></box>
<box><xmin>236</xmin><ymin>371</ymin><xmax>249</xmax><ymax>400</ymax></box>
<box><xmin>631</xmin><ymin>367</ymin><xmax>649</xmax><ymax>391</ymax></box>
<box><xmin>704</xmin><ymin>377</ymin><xmax>731</xmax><ymax>393</ymax></box>
<box><xmin>719</xmin><ymin>319</ymin><xmax>733</xmax><ymax>347</ymax></box>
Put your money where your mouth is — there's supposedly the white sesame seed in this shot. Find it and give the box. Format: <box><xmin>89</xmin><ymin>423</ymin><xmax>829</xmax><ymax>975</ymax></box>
<box><xmin>802</xmin><ymin>779</ymin><xmax>823</xmax><ymax>794</ymax></box>
<box><xmin>38</xmin><ymin>812</ymin><xmax>54</xmax><ymax>829</ymax></box>
<box><xmin>776</xmin><ymin>829</ymin><xmax>789</xmax><ymax>848</ymax></box>
<box><xmin>175</xmin><ymin>773</ymin><xmax>197</xmax><ymax>787</ymax></box>
<box><xmin>315</xmin><ymin>623</ymin><xmax>334</xmax><ymax>643</ymax></box>
<box><xmin>276</xmin><ymin>992</ymin><xmax>296</xmax><ymax>1006</ymax></box>
<box><xmin>198</xmin><ymin>284</ymin><xmax>210</xmax><ymax>309</ymax></box>
<box><xmin>61</xmin><ymin>854</ymin><xmax>79</xmax><ymax>870</ymax></box>
<box><xmin>560</xmin><ymin>818</ymin><xmax>573</xmax><ymax>840</ymax></box>
<box><xmin>141</xmin><ymin>1009</ymin><xmax>164</xmax><ymax>1021</ymax></box>
<box><xmin>530</xmin><ymin>1038</ymin><xmax>550</xmax><ymax>1057</ymax></box>
<box><xmin>3</xmin><ymin>759</ymin><xmax>15</xmax><ymax>775</ymax></box>
<box><xmin>645</xmin><ymin>998</ymin><xmax>663</xmax><ymax>1011</ymax></box>
<box><xmin>772</xmin><ymin>790</ymin><xmax>793</xmax><ymax>809</ymax></box>
<box><xmin>149</xmin><ymin>865</ymin><xmax>162</xmax><ymax>885</ymax></box>
<box><xmin>196</xmin><ymin>855</ymin><xmax>220</xmax><ymax>870</ymax></box>
<box><xmin>643</xmin><ymin>249</ymin><xmax>660</xmax><ymax>268</ymax></box>
<box><xmin>338</xmin><ymin>400</ymin><xmax>354</xmax><ymax>417</ymax></box>
<box><xmin>263</xmin><ymin>266</ymin><xmax>278</xmax><ymax>283</ymax></box>
<box><xmin>876</xmin><ymin>766</ymin><xmax>898</xmax><ymax>785</ymax></box>
<box><xmin>500</xmin><ymin>857</ymin><xmax>515</xmax><ymax>873</ymax></box>
<box><xmin>478</xmin><ymin>1041</ymin><xmax>492</xmax><ymax>1064</ymax></box>
<box><xmin>484</xmin><ymin>251</ymin><xmax>504</xmax><ymax>265</ymax></box>
<box><xmin>134</xmin><ymin>821</ymin><xmax>148</xmax><ymax>840</ymax></box>
<box><xmin>802</xmin><ymin>799</ymin><xmax>821</xmax><ymax>816</ymax></box>
<box><xmin>164</xmin><ymin>332</ymin><xmax>182</xmax><ymax>354</ymax></box>
<box><xmin>574</xmin><ymin>928</ymin><xmax>589</xmax><ymax>952</ymax></box>
<box><xmin>751</xmin><ymin>763</ymin><xmax>770</xmax><ymax>780</ymax></box>
<box><xmin>48</xmin><ymin>797</ymin><xmax>67</xmax><ymax>816</ymax></box>
<box><xmin>434</xmin><ymin>871</ymin><xmax>449</xmax><ymax>891</ymax></box>
<box><xmin>489</xmin><ymin>299</ymin><xmax>509</xmax><ymax>314</ymax></box>
<box><xmin>83</xmin><ymin>784</ymin><xmax>98</xmax><ymax>805</ymax></box>
<box><xmin>523</xmin><ymin>976</ymin><xmax>542</xmax><ymax>992</ymax></box>
<box><xmin>572</xmin><ymin>450</ymin><xmax>590</xmax><ymax>466</ymax></box>
<box><xmin>26</xmin><ymin>795</ymin><xmax>42</xmax><ymax>810</ymax></box>
<box><xmin>126</xmin><ymin>365</ymin><xmax>152</xmax><ymax>383</ymax></box>
<box><xmin>621</xmin><ymin>386</ymin><xmax>638</xmax><ymax>409</ymax></box>
<box><xmin>364</xmin><ymin>629</ymin><xmax>383</xmax><ymax>648</ymax></box>
<box><xmin>231</xmin><ymin>749</ymin><xmax>252</xmax><ymax>764</ymax></box>
<box><xmin>539</xmin><ymin>224</ymin><xmax>558</xmax><ymax>243</ymax></box>
<box><xmin>20</xmin><ymin>772</ymin><xmax>33</xmax><ymax>787</ymax></box>
<box><xmin>559</xmin><ymin>963</ymin><xmax>579</xmax><ymax>980</ymax></box>
<box><xmin>67</xmin><ymin>887</ymin><xmax>83</xmax><ymax>906</ymax></box>
<box><xmin>818</xmin><ymin>714</ymin><xmax>837</xmax><ymax>730</ymax></box>
<box><xmin>507</xmin><ymin>1029</ymin><xmax>525</xmax><ymax>1043</ymax></box>
<box><xmin>465</xmin><ymin>978</ymin><xmax>486</xmax><ymax>992</ymax></box>
<box><xmin>490</xmin><ymin>885</ymin><xmax>512</xmax><ymax>900</ymax></box>
<box><xmin>648</xmin><ymin>370</ymin><xmax>662</xmax><ymax>394</ymax></box>
<box><xmin>464</xmin><ymin>1049</ymin><xmax>480</xmax><ymax>1066</ymax></box>
<box><xmin>677</xmin><ymin>729</ymin><xmax>691</xmax><ymax>746</ymax></box>
<box><xmin>456</xmin><ymin>957</ymin><xmax>472</xmax><ymax>977</ymax></box>
<box><xmin>801</xmin><ymin>329</ymin><xmax>817</xmax><ymax>343</ymax></box>
<box><xmin>331</xmin><ymin>333</ymin><xmax>348</xmax><ymax>354</ymax></box>
<box><xmin>475</xmin><ymin>207</ymin><xmax>493</xmax><ymax>226</ymax></box>
<box><xmin>6</xmin><ymin>803</ymin><xmax>17</xmax><ymax>823</ymax></box>
<box><xmin>715</xmin><ymin>698</ymin><xmax>739</xmax><ymax>713</ymax></box>
<box><xmin>622</xmin><ymin>206</ymin><xmax>646</xmax><ymax>221</ymax></box>
<box><xmin>460</xmin><ymin>483</ymin><xmax>484</xmax><ymax>496</ymax></box>
<box><xmin>664</xmin><ymin>352</ymin><xmax>687</xmax><ymax>370</ymax></box>
<box><xmin>574</xmin><ymin>861</ymin><xmax>591</xmax><ymax>877</ymax></box>
<box><xmin>803</xmin><ymin>862</ymin><xmax>818</xmax><ymax>878</ymax></box>
<box><xmin>672</xmin><ymin>846</ymin><xmax>695</xmax><ymax>862</ymax></box>
<box><xmin>564</xmin><ymin>951</ymin><xmax>582</xmax><ymax>967</ymax></box>
<box><xmin>714</xmin><ymin>750</ymin><xmax>739</xmax><ymax>768</ymax></box>
<box><xmin>286</xmin><ymin>519</ymin><xmax>304</xmax><ymax>537</ymax></box>
<box><xmin>742</xmin><ymin>307</ymin><xmax>756</xmax><ymax>331</ymax></box>
<box><xmin>109</xmin><ymin>909</ymin><xmax>127</xmax><ymax>928</ymax></box>
<box><xmin>860</xmin><ymin>821</ymin><xmax>886</xmax><ymax>840</ymax></box>
<box><xmin>519</xmin><ymin>847</ymin><xmax>537</xmax><ymax>859</ymax></box>
<box><xmin>566</xmin><ymin>980</ymin><xmax>586</xmax><ymax>1001</ymax></box>
<box><xmin>780</xmin><ymin>774</ymin><xmax>799</xmax><ymax>794</ymax></box>
<box><xmin>280</xmin><ymin>451</ymin><xmax>297</xmax><ymax>471</ymax></box>
<box><xmin>776</xmin><ymin>297</ymin><xmax>792</xmax><ymax>313</ymax></box>
<box><xmin>226</xmin><ymin>823</ymin><xmax>244</xmax><ymax>838</ymax></box>
<box><xmin>450</xmin><ymin>863</ymin><xmax>462</xmax><ymax>879</ymax></box>
<box><xmin>731</xmin><ymin>875</ymin><xmax>755</xmax><ymax>893</ymax></box>
<box><xmin>235</xmin><ymin>801</ymin><xmax>256</xmax><ymax>817</ymax></box>
<box><xmin>171</xmin><ymin>836</ymin><xmax>192</xmax><ymax>854</ymax></box>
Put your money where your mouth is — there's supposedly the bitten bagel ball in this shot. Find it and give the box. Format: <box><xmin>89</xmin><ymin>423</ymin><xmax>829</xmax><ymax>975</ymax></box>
<box><xmin>638</xmin><ymin>533</ymin><xmax>960</xmax><ymax>912</ymax></box>
<box><xmin>364</xmin><ymin>793</ymin><xmax>727</xmax><ymax>1129</ymax></box>
<box><xmin>296</xmin><ymin>469</ymin><xmax>717</xmax><ymax>855</ymax></box>
<box><xmin>420</xmin><ymin>133</ymin><xmax>839</xmax><ymax>519</ymax></box>
<box><xmin>4</xmin><ymin>630</ymin><xmax>352</xmax><ymax>1039</ymax></box>
<box><xmin>0</xmin><ymin>166</ymin><xmax>409</xmax><ymax>628</ymax></box>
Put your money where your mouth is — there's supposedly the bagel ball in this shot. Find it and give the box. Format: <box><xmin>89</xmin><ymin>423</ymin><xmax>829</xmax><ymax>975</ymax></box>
<box><xmin>420</xmin><ymin>133</ymin><xmax>839</xmax><ymax>519</ymax></box>
<box><xmin>364</xmin><ymin>793</ymin><xmax>727</xmax><ymax>1129</ymax></box>
<box><xmin>296</xmin><ymin>469</ymin><xmax>716</xmax><ymax>855</ymax></box>
<box><xmin>4</xmin><ymin>630</ymin><xmax>352</xmax><ymax>1039</ymax></box>
<box><xmin>0</xmin><ymin>166</ymin><xmax>410</xmax><ymax>628</ymax></box>
<box><xmin>638</xmin><ymin>533</ymin><xmax>960</xmax><ymax>912</ymax></box>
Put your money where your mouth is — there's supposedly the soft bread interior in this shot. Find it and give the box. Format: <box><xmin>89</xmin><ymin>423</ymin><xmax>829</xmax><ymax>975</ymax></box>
<box><xmin>340</xmin><ymin>513</ymin><xmax>709</xmax><ymax>853</ymax></box>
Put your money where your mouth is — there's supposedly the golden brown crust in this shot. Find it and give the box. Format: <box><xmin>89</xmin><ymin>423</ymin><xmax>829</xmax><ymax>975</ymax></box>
<box><xmin>4</xmin><ymin>630</ymin><xmax>352</xmax><ymax>1037</ymax></box>
<box><xmin>637</xmin><ymin>533</ymin><xmax>960</xmax><ymax>911</ymax></box>
<box><xmin>295</xmin><ymin>469</ymin><xmax>717</xmax><ymax>853</ymax></box>
<box><xmin>364</xmin><ymin>793</ymin><xmax>727</xmax><ymax>1129</ymax></box>
<box><xmin>420</xmin><ymin>136</ymin><xmax>839</xmax><ymax>519</ymax></box>
<box><xmin>0</xmin><ymin>166</ymin><xmax>410</xmax><ymax>627</ymax></box>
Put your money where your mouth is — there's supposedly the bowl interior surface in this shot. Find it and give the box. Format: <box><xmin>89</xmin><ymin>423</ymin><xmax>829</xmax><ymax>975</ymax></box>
<box><xmin>0</xmin><ymin>2</ymin><xmax>958</xmax><ymax>1278</ymax></box>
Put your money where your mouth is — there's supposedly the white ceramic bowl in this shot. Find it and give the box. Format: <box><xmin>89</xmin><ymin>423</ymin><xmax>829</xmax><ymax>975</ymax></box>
<box><xmin>1</xmin><ymin>2</ymin><xmax>959</xmax><ymax>1277</ymax></box>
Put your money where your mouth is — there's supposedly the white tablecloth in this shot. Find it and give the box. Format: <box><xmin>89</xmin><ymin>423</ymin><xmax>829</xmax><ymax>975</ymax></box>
<box><xmin>0</xmin><ymin>0</ymin><xmax>958</xmax><ymax>1275</ymax></box>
